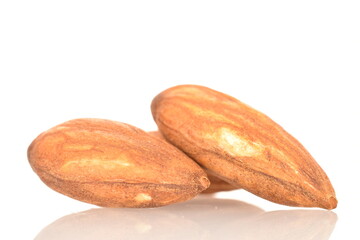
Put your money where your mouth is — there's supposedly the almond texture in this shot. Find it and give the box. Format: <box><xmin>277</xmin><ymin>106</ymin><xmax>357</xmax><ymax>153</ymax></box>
<box><xmin>28</xmin><ymin>118</ymin><xmax>210</xmax><ymax>208</ymax></box>
<box><xmin>201</xmin><ymin>174</ymin><xmax>239</xmax><ymax>194</ymax></box>
<box><xmin>148</xmin><ymin>131</ymin><xmax>238</xmax><ymax>194</ymax></box>
<box><xmin>151</xmin><ymin>85</ymin><xmax>337</xmax><ymax>209</ymax></box>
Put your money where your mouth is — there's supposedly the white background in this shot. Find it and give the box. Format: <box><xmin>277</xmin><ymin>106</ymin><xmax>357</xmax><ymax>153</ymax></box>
<box><xmin>1</xmin><ymin>1</ymin><xmax>359</xmax><ymax>239</ymax></box>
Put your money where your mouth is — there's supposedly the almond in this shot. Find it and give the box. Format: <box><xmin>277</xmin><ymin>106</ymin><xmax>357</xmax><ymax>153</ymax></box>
<box><xmin>151</xmin><ymin>85</ymin><xmax>337</xmax><ymax>209</ymax></box>
<box><xmin>201</xmin><ymin>174</ymin><xmax>239</xmax><ymax>194</ymax></box>
<box><xmin>148</xmin><ymin>131</ymin><xmax>238</xmax><ymax>194</ymax></box>
<box><xmin>28</xmin><ymin>118</ymin><xmax>210</xmax><ymax>207</ymax></box>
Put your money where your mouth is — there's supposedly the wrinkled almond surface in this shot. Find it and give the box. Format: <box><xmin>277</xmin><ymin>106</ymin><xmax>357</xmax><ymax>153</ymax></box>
<box><xmin>151</xmin><ymin>85</ymin><xmax>337</xmax><ymax>209</ymax></box>
<box><xmin>148</xmin><ymin>131</ymin><xmax>238</xmax><ymax>194</ymax></box>
<box><xmin>28</xmin><ymin>118</ymin><xmax>210</xmax><ymax>208</ymax></box>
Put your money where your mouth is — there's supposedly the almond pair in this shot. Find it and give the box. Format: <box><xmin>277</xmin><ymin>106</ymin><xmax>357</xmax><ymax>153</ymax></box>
<box><xmin>28</xmin><ymin>85</ymin><xmax>337</xmax><ymax>209</ymax></box>
<box><xmin>148</xmin><ymin>131</ymin><xmax>238</xmax><ymax>194</ymax></box>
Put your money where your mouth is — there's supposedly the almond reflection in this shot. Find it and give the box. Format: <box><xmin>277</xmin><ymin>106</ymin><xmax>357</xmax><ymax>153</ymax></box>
<box><xmin>35</xmin><ymin>207</ymin><xmax>203</xmax><ymax>240</ymax></box>
<box><xmin>35</xmin><ymin>197</ymin><xmax>337</xmax><ymax>240</ymax></box>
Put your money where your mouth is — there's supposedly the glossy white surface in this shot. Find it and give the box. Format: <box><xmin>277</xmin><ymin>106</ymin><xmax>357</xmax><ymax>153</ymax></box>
<box><xmin>1</xmin><ymin>1</ymin><xmax>359</xmax><ymax>239</ymax></box>
<box><xmin>35</xmin><ymin>196</ymin><xmax>337</xmax><ymax>240</ymax></box>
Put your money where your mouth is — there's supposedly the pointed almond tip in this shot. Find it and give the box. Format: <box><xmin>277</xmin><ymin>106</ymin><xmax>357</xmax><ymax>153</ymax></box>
<box><xmin>199</xmin><ymin>176</ymin><xmax>211</xmax><ymax>190</ymax></box>
<box><xmin>320</xmin><ymin>196</ymin><xmax>337</xmax><ymax>210</ymax></box>
<box><xmin>327</xmin><ymin>196</ymin><xmax>338</xmax><ymax>210</ymax></box>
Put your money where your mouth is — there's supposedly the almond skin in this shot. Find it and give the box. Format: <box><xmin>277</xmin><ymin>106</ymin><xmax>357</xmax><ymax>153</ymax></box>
<box><xmin>151</xmin><ymin>85</ymin><xmax>337</xmax><ymax>209</ymax></box>
<box><xmin>148</xmin><ymin>131</ymin><xmax>238</xmax><ymax>194</ymax></box>
<box><xmin>28</xmin><ymin>118</ymin><xmax>210</xmax><ymax>208</ymax></box>
<box><xmin>201</xmin><ymin>174</ymin><xmax>239</xmax><ymax>194</ymax></box>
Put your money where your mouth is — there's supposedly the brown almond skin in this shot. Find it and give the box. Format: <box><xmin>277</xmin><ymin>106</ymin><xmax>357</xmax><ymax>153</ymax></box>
<box><xmin>151</xmin><ymin>85</ymin><xmax>337</xmax><ymax>209</ymax></box>
<box><xmin>28</xmin><ymin>118</ymin><xmax>210</xmax><ymax>208</ymax></box>
<box><xmin>201</xmin><ymin>174</ymin><xmax>239</xmax><ymax>194</ymax></box>
<box><xmin>148</xmin><ymin>131</ymin><xmax>238</xmax><ymax>194</ymax></box>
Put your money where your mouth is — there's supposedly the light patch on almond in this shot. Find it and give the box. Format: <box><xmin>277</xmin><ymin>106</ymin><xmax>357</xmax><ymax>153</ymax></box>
<box><xmin>62</xmin><ymin>159</ymin><xmax>131</xmax><ymax>170</ymax></box>
<box><xmin>179</xmin><ymin>102</ymin><xmax>237</xmax><ymax>124</ymax></box>
<box><xmin>135</xmin><ymin>193</ymin><xmax>152</xmax><ymax>202</ymax></box>
<box><xmin>64</xmin><ymin>144</ymin><xmax>93</xmax><ymax>151</ymax></box>
<box><xmin>216</xmin><ymin>128</ymin><xmax>264</xmax><ymax>157</ymax></box>
<box><xmin>53</xmin><ymin>126</ymin><xmax>68</xmax><ymax>131</ymax></box>
<box><xmin>271</xmin><ymin>147</ymin><xmax>299</xmax><ymax>174</ymax></box>
<box><xmin>304</xmin><ymin>181</ymin><xmax>317</xmax><ymax>191</ymax></box>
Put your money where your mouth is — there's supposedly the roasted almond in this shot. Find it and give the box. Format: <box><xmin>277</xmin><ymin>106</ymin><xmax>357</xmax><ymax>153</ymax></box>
<box><xmin>148</xmin><ymin>131</ymin><xmax>238</xmax><ymax>194</ymax></box>
<box><xmin>151</xmin><ymin>85</ymin><xmax>337</xmax><ymax>209</ymax></box>
<box><xmin>28</xmin><ymin>118</ymin><xmax>210</xmax><ymax>208</ymax></box>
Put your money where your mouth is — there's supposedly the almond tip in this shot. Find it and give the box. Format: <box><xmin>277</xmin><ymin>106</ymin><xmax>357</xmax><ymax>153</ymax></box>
<box><xmin>327</xmin><ymin>196</ymin><xmax>338</xmax><ymax>210</ymax></box>
<box><xmin>199</xmin><ymin>176</ymin><xmax>211</xmax><ymax>189</ymax></box>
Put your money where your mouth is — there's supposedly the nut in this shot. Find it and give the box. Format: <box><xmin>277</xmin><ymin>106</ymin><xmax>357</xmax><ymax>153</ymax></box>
<box><xmin>148</xmin><ymin>131</ymin><xmax>238</xmax><ymax>194</ymax></box>
<box><xmin>201</xmin><ymin>174</ymin><xmax>239</xmax><ymax>194</ymax></box>
<box><xmin>151</xmin><ymin>85</ymin><xmax>337</xmax><ymax>209</ymax></box>
<box><xmin>28</xmin><ymin>118</ymin><xmax>210</xmax><ymax>208</ymax></box>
